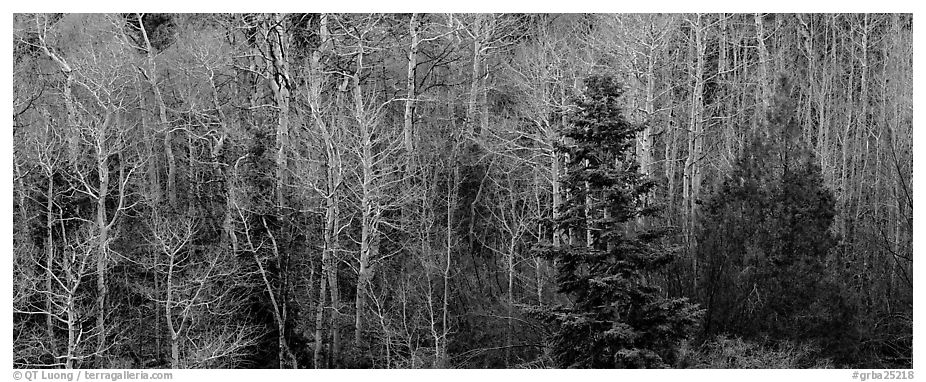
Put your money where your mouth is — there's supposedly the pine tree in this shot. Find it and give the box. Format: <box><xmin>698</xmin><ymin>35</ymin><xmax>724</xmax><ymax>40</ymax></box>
<box><xmin>697</xmin><ymin>78</ymin><xmax>853</xmax><ymax>359</ymax></box>
<box><xmin>532</xmin><ymin>74</ymin><xmax>700</xmax><ymax>368</ymax></box>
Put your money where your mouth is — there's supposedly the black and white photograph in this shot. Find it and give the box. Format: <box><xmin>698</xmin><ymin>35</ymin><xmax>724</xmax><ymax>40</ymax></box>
<box><xmin>9</xmin><ymin>8</ymin><xmax>915</xmax><ymax>375</ymax></box>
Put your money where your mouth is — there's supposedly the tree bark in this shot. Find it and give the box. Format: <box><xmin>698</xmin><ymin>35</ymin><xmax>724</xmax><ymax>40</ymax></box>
<box><xmin>45</xmin><ymin>172</ymin><xmax>55</xmax><ymax>348</ymax></box>
<box><xmin>64</xmin><ymin>247</ymin><xmax>77</xmax><ymax>369</ymax></box>
<box><xmin>683</xmin><ymin>14</ymin><xmax>706</xmax><ymax>284</ymax></box>
<box><xmin>268</xmin><ymin>13</ymin><xmax>292</xmax><ymax>209</ymax></box>
<box><xmin>352</xmin><ymin>41</ymin><xmax>375</xmax><ymax>352</ymax></box>
<box><xmin>308</xmin><ymin>14</ymin><xmax>340</xmax><ymax>368</ymax></box>
<box><xmin>404</xmin><ymin>13</ymin><xmax>419</xmax><ymax>154</ymax></box>
<box><xmin>165</xmin><ymin>248</ymin><xmax>178</xmax><ymax>368</ymax></box>
<box><xmin>313</xmin><ymin>263</ymin><xmax>328</xmax><ymax>368</ymax></box>
<box><xmin>94</xmin><ymin>118</ymin><xmax>111</xmax><ymax>367</ymax></box>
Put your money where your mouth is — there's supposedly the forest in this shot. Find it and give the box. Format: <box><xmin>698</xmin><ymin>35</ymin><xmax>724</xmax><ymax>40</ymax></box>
<box><xmin>12</xmin><ymin>13</ymin><xmax>912</xmax><ymax>369</ymax></box>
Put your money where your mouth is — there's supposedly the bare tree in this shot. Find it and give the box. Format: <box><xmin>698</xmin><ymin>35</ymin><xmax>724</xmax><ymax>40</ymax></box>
<box><xmin>132</xmin><ymin>13</ymin><xmax>178</xmax><ymax>209</ymax></box>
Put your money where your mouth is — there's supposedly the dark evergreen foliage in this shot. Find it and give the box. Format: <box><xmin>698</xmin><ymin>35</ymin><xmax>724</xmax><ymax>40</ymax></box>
<box><xmin>697</xmin><ymin>78</ymin><xmax>857</xmax><ymax>364</ymax></box>
<box><xmin>531</xmin><ymin>74</ymin><xmax>701</xmax><ymax>368</ymax></box>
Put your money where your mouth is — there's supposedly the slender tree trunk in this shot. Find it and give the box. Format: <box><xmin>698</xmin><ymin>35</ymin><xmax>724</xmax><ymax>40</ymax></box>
<box><xmin>469</xmin><ymin>15</ymin><xmax>484</xmax><ymax>136</ymax></box>
<box><xmin>268</xmin><ymin>13</ymin><xmax>291</xmax><ymax>209</ymax></box>
<box><xmin>45</xmin><ymin>173</ymin><xmax>55</xmax><ymax>347</ymax></box>
<box><xmin>684</xmin><ymin>14</ymin><xmax>705</xmax><ymax>286</ymax></box>
<box><xmin>550</xmin><ymin>107</ymin><xmax>563</xmax><ymax>246</ymax></box>
<box><xmin>95</xmin><ymin>136</ymin><xmax>110</xmax><ymax>367</ymax></box>
<box><xmin>309</xmin><ymin>13</ymin><xmax>340</xmax><ymax>368</ymax></box>
<box><xmin>209</xmin><ymin>70</ymin><xmax>237</xmax><ymax>255</ymax></box>
<box><xmin>640</xmin><ymin>41</ymin><xmax>657</xmax><ymax>177</ymax></box>
<box><xmin>352</xmin><ymin>46</ymin><xmax>376</xmax><ymax>354</ymax></box>
<box><xmin>505</xmin><ymin>237</ymin><xmax>516</xmax><ymax>367</ymax></box>
<box><xmin>637</xmin><ymin>37</ymin><xmax>659</xmax><ymax>229</ymax></box>
<box><xmin>755</xmin><ymin>12</ymin><xmax>772</xmax><ymax>130</ymax></box>
<box><xmin>63</xmin><ymin>78</ymin><xmax>79</xmax><ymax>165</ymax></box>
<box><xmin>355</xmin><ymin>139</ymin><xmax>372</xmax><ymax>350</ymax></box>
<box><xmin>719</xmin><ymin>14</ymin><xmax>736</xmax><ymax>171</ymax></box>
<box><xmin>665</xmin><ymin>116</ymin><xmax>677</xmax><ymax>226</ymax></box>
<box><xmin>313</xmin><ymin>260</ymin><xmax>328</xmax><ymax>368</ymax></box>
<box><xmin>164</xmin><ymin>241</ymin><xmax>178</xmax><ymax>368</ymax></box>
<box><xmin>170</xmin><ymin>337</ymin><xmax>179</xmax><ymax>368</ymax></box>
<box><xmin>404</xmin><ymin>13</ymin><xmax>419</xmax><ymax>155</ymax></box>
<box><xmin>258</xmin><ymin>218</ymin><xmax>297</xmax><ymax>368</ymax></box>
<box><xmin>154</xmin><ymin>267</ymin><xmax>161</xmax><ymax>363</ymax></box>
<box><xmin>137</xmin><ymin>14</ymin><xmax>176</xmax><ymax>210</ymax></box>
<box><xmin>438</xmin><ymin>165</ymin><xmax>459</xmax><ymax>368</ymax></box>
<box><xmin>856</xmin><ymin>14</ymin><xmax>873</xmax><ymax>309</ymax></box>
<box><xmin>481</xmin><ymin>62</ymin><xmax>490</xmax><ymax>134</ymax></box>
<box><xmin>326</xmin><ymin>189</ymin><xmax>341</xmax><ymax>368</ymax></box>
<box><xmin>65</xmin><ymin>256</ymin><xmax>77</xmax><ymax>369</ymax></box>
<box><xmin>139</xmin><ymin>92</ymin><xmax>162</xmax><ymax>205</ymax></box>
<box><xmin>36</xmin><ymin>15</ymin><xmax>79</xmax><ymax>164</ymax></box>
<box><xmin>441</xmin><ymin>213</ymin><xmax>451</xmax><ymax>368</ymax></box>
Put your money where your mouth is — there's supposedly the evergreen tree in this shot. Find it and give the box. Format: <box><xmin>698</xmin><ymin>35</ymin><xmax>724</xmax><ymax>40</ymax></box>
<box><xmin>532</xmin><ymin>74</ymin><xmax>700</xmax><ymax>368</ymax></box>
<box><xmin>697</xmin><ymin>78</ymin><xmax>855</xmax><ymax>362</ymax></box>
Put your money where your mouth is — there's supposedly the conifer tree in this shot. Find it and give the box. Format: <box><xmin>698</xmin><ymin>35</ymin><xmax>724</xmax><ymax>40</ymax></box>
<box><xmin>697</xmin><ymin>78</ymin><xmax>852</xmax><ymax>357</ymax></box>
<box><xmin>532</xmin><ymin>74</ymin><xmax>700</xmax><ymax>368</ymax></box>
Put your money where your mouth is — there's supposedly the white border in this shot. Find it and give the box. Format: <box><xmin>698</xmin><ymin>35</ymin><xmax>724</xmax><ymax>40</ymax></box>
<box><xmin>4</xmin><ymin>3</ymin><xmax>921</xmax><ymax>381</ymax></box>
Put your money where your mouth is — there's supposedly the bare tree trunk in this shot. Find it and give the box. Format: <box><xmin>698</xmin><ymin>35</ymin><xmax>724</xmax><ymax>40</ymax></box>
<box><xmin>64</xmin><ymin>248</ymin><xmax>77</xmax><ymax>369</ymax></box>
<box><xmin>665</xmin><ymin>117</ymin><xmax>678</xmax><ymax>226</ymax></box>
<box><xmin>34</xmin><ymin>22</ymin><xmax>79</xmax><ymax>356</ymax></box>
<box><xmin>154</xmin><ymin>267</ymin><xmax>161</xmax><ymax>363</ymax></box>
<box><xmin>855</xmin><ymin>14</ymin><xmax>872</xmax><ymax>309</ymax></box>
<box><xmin>404</xmin><ymin>13</ymin><xmax>419</xmax><ymax>154</ymax></box>
<box><xmin>137</xmin><ymin>14</ymin><xmax>176</xmax><ymax>210</ymax></box>
<box><xmin>352</xmin><ymin>44</ymin><xmax>375</xmax><ymax>354</ymax></box>
<box><xmin>95</xmin><ymin>132</ymin><xmax>110</xmax><ymax>367</ymax></box>
<box><xmin>636</xmin><ymin>36</ymin><xmax>659</xmax><ymax>229</ymax></box>
<box><xmin>258</xmin><ymin>218</ymin><xmax>297</xmax><ymax>368</ymax></box>
<box><xmin>139</xmin><ymin>94</ymin><xmax>162</xmax><ymax>205</ymax></box>
<box><xmin>684</xmin><ymin>14</ymin><xmax>705</xmax><ymax>284</ymax></box>
<box><xmin>755</xmin><ymin>13</ymin><xmax>772</xmax><ymax>130</ymax></box>
<box><xmin>719</xmin><ymin>14</ymin><xmax>737</xmax><ymax>171</ymax></box>
<box><xmin>326</xmin><ymin>200</ymin><xmax>341</xmax><ymax>368</ymax></box>
<box><xmin>505</xmin><ymin>237</ymin><xmax>516</xmax><ymax>367</ymax></box>
<box><xmin>438</xmin><ymin>165</ymin><xmax>459</xmax><ymax>368</ymax></box>
<box><xmin>315</xmin><ymin>179</ymin><xmax>334</xmax><ymax>369</ymax></box>
<box><xmin>639</xmin><ymin>26</ymin><xmax>659</xmax><ymax>178</ymax></box>
<box><xmin>481</xmin><ymin>62</ymin><xmax>490</xmax><ymax>134</ymax></box>
<box><xmin>887</xmin><ymin>12</ymin><xmax>907</xmax><ymax>291</ymax></box>
<box><xmin>313</xmin><ymin>262</ymin><xmax>328</xmax><ymax>368</ymax></box>
<box><xmin>355</xmin><ymin>143</ymin><xmax>372</xmax><ymax>349</ymax></box>
<box><xmin>165</xmin><ymin>250</ymin><xmax>179</xmax><ymax>368</ymax></box>
<box><xmin>207</xmin><ymin>64</ymin><xmax>237</xmax><ymax>256</ymax></box>
<box><xmin>441</xmin><ymin>210</ymin><xmax>451</xmax><ymax>368</ymax></box>
<box><xmin>326</xmin><ymin>188</ymin><xmax>341</xmax><ymax>363</ymax></box>
<box><xmin>35</xmin><ymin>14</ymin><xmax>79</xmax><ymax>164</ymax></box>
<box><xmin>45</xmin><ymin>173</ymin><xmax>55</xmax><ymax>347</ymax></box>
<box><xmin>268</xmin><ymin>13</ymin><xmax>291</xmax><ymax>209</ymax></box>
<box><xmin>170</xmin><ymin>338</ymin><xmax>179</xmax><ymax>369</ymax></box>
<box><xmin>468</xmin><ymin>15</ymin><xmax>484</xmax><ymax>136</ymax></box>
<box><xmin>309</xmin><ymin>13</ymin><xmax>339</xmax><ymax>368</ymax></box>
